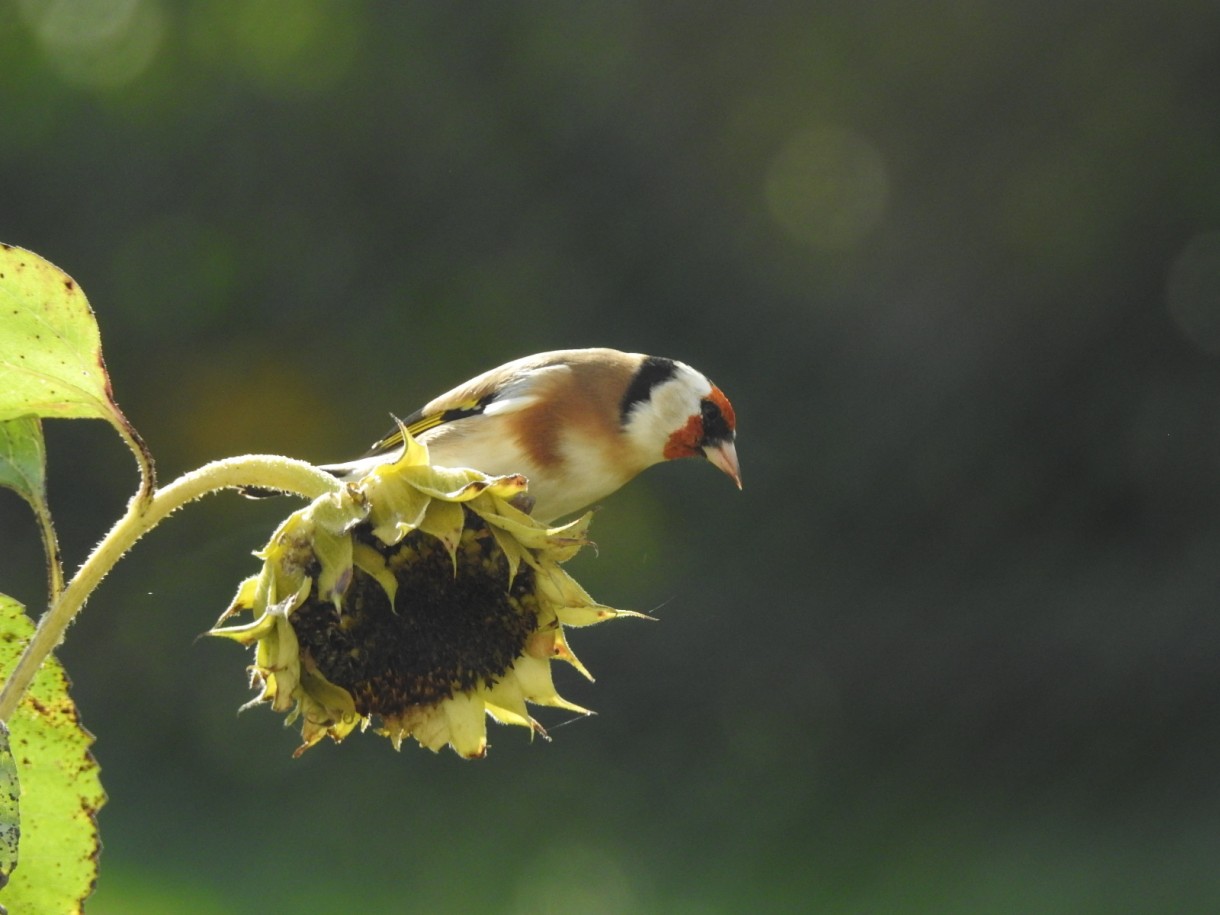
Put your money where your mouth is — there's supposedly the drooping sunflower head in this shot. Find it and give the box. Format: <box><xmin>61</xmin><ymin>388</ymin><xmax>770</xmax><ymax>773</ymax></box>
<box><xmin>209</xmin><ymin>428</ymin><xmax>644</xmax><ymax>758</ymax></box>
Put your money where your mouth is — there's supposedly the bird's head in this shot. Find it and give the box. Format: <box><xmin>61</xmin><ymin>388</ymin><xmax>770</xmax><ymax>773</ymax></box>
<box><xmin>620</xmin><ymin>355</ymin><xmax>742</xmax><ymax>489</ymax></box>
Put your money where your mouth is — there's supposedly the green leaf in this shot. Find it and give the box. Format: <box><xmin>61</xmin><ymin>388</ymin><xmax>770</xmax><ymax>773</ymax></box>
<box><xmin>0</xmin><ymin>244</ymin><xmax>154</xmax><ymax>493</ymax></box>
<box><xmin>0</xmin><ymin>595</ymin><xmax>105</xmax><ymax>915</ymax></box>
<box><xmin>0</xmin><ymin>416</ymin><xmax>45</xmax><ymax>507</ymax></box>
<box><xmin>0</xmin><ymin>722</ymin><xmax>18</xmax><ymax>894</ymax></box>
<box><xmin>0</xmin><ymin>416</ymin><xmax>64</xmax><ymax>600</ymax></box>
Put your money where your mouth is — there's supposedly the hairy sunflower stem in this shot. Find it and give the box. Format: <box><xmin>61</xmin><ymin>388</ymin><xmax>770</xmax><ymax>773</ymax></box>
<box><xmin>0</xmin><ymin>455</ymin><xmax>340</xmax><ymax>721</ymax></box>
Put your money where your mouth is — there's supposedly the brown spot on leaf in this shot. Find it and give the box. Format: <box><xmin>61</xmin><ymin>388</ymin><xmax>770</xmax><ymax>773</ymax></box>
<box><xmin>26</xmin><ymin>696</ymin><xmax>50</xmax><ymax>716</ymax></box>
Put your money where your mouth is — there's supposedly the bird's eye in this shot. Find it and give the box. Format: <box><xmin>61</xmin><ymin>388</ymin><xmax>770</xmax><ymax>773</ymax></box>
<box><xmin>698</xmin><ymin>398</ymin><xmax>732</xmax><ymax>443</ymax></box>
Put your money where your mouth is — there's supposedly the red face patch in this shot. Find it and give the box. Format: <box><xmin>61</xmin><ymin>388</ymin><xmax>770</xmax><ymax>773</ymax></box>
<box><xmin>663</xmin><ymin>414</ymin><xmax>703</xmax><ymax>460</ymax></box>
<box><xmin>708</xmin><ymin>385</ymin><xmax>736</xmax><ymax>430</ymax></box>
<box><xmin>662</xmin><ymin>384</ymin><xmax>737</xmax><ymax>461</ymax></box>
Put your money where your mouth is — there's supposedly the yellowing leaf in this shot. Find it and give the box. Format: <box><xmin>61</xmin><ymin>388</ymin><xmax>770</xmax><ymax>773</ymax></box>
<box><xmin>0</xmin><ymin>244</ymin><xmax>153</xmax><ymax>492</ymax></box>
<box><xmin>0</xmin><ymin>246</ymin><xmax>114</xmax><ymax>422</ymax></box>
<box><xmin>0</xmin><ymin>596</ymin><xmax>105</xmax><ymax>915</ymax></box>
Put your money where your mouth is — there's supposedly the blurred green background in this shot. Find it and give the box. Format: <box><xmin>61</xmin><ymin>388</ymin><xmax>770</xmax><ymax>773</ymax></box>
<box><xmin>4</xmin><ymin>1</ymin><xmax>1220</xmax><ymax>912</ymax></box>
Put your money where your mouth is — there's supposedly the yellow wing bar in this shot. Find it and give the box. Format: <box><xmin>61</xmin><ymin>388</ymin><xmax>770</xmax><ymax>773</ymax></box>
<box><xmin>366</xmin><ymin>397</ymin><xmax>493</xmax><ymax>456</ymax></box>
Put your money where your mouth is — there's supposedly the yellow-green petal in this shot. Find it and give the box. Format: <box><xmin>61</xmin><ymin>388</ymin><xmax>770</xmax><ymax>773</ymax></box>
<box><xmin>442</xmin><ymin>692</ymin><xmax>488</xmax><ymax>759</ymax></box>
<box><xmin>416</xmin><ymin>498</ymin><xmax>466</xmax><ymax>569</ymax></box>
<box><xmin>483</xmin><ymin>675</ymin><xmax>534</xmax><ymax>730</ymax></box>
<box><xmin>555</xmin><ymin>603</ymin><xmax>652</xmax><ymax>628</ymax></box>
<box><xmin>484</xmin><ymin>521</ymin><xmax>528</xmax><ymax>585</ymax></box>
<box><xmin>479</xmin><ymin>508</ymin><xmax>591</xmax><ymax>553</ymax></box>
<box><xmin>352</xmin><ymin>541</ymin><xmax>398</xmax><ymax>606</ymax></box>
<box><xmin>311</xmin><ymin>524</ymin><xmax>354</xmax><ymax>610</ymax></box>
<box><xmin>364</xmin><ymin>479</ymin><xmax>432</xmax><ymax>545</ymax></box>
<box><xmin>401</xmin><ymin>464</ymin><xmax>527</xmax><ymax>502</ymax></box>
<box><xmin>206</xmin><ymin>611</ymin><xmax>278</xmax><ymax>646</ymax></box>
<box><xmin>512</xmin><ymin>654</ymin><xmax>591</xmax><ymax>715</ymax></box>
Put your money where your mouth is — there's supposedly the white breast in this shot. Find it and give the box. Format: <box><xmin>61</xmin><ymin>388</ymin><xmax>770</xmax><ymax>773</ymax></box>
<box><xmin>424</xmin><ymin>425</ymin><xmax>627</xmax><ymax>523</ymax></box>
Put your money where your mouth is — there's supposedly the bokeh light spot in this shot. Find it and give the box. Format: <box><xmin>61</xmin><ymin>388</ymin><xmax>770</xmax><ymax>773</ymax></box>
<box><xmin>764</xmin><ymin>125</ymin><xmax>889</xmax><ymax>250</ymax></box>
<box><xmin>18</xmin><ymin>0</ymin><xmax>163</xmax><ymax>90</ymax></box>
<box><xmin>1166</xmin><ymin>231</ymin><xmax>1220</xmax><ymax>356</ymax></box>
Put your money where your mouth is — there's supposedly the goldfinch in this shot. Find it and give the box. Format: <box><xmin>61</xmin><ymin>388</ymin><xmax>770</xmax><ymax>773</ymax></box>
<box><xmin>322</xmin><ymin>348</ymin><xmax>741</xmax><ymax>522</ymax></box>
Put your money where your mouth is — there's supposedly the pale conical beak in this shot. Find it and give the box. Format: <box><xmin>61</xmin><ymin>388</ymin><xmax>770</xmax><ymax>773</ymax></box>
<box><xmin>703</xmin><ymin>439</ymin><xmax>742</xmax><ymax>490</ymax></box>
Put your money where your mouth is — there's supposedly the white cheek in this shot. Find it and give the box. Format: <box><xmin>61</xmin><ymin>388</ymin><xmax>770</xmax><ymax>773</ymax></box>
<box><xmin>652</xmin><ymin>391</ymin><xmax>688</xmax><ymax>434</ymax></box>
<box><xmin>625</xmin><ymin>379</ymin><xmax>704</xmax><ymax>461</ymax></box>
